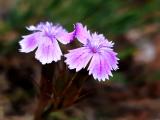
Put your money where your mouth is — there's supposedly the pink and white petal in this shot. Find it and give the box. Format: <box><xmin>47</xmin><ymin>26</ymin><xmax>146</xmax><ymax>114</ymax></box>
<box><xmin>99</xmin><ymin>40</ymin><xmax>114</xmax><ymax>48</ymax></box>
<box><xmin>101</xmin><ymin>49</ymin><xmax>119</xmax><ymax>70</ymax></box>
<box><xmin>26</xmin><ymin>25</ymin><xmax>37</xmax><ymax>31</ymax></box>
<box><xmin>100</xmin><ymin>53</ymin><xmax>114</xmax><ymax>77</ymax></box>
<box><xmin>52</xmin><ymin>40</ymin><xmax>63</xmax><ymax>62</ymax></box>
<box><xmin>26</xmin><ymin>22</ymin><xmax>47</xmax><ymax>31</ymax></box>
<box><xmin>107</xmin><ymin>52</ymin><xmax>119</xmax><ymax>70</ymax></box>
<box><xmin>65</xmin><ymin>47</ymin><xmax>92</xmax><ymax>71</ymax></box>
<box><xmin>56</xmin><ymin>31</ymin><xmax>74</xmax><ymax>44</ymax></box>
<box><xmin>53</xmin><ymin>25</ymin><xmax>66</xmax><ymax>34</ymax></box>
<box><xmin>105</xmin><ymin>41</ymin><xmax>114</xmax><ymax>48</ymax></box>
<box><xmin>35</xmin><ymin>37</ymin><xmax>62</xmax><ymax>64</ymax></box>
<box><xmin>88</xmin><ymin>54</ymin><xmax>111</xmax><ymax>81</ymax></box>
<box><xmin>19</xmin><ymin>33</ymin><xmax>39</xmax><ymax>53</ymax></box>
<box><xmin>92</xmin><ymin>33</ymin><xmax>105</xmax><ymax>42</ymax></box>
<box><xmin>75</xmin><ymin>23</ymin><xmax>91</xmax><ymax>45</ymax></box>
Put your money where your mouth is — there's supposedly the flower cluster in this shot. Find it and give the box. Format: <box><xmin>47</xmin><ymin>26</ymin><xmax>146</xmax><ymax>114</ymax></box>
<box><xmin>19</xmin><ymin>22</ymin><xmax>119</xmax><ymax>81</ymax></box>
<box><xmin>19</xmin><ymin>22</ymin><xmax>73</xmax><ymax>64</ymax></box>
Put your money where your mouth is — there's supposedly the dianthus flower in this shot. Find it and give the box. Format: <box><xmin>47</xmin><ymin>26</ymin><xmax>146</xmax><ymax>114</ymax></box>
<box><xmin>19</xmin><ymin>22</ymin><xmax>73</xmax><ymax>64</ymax></box>
<box><xmin>65</xmin><ymin>23</ymin><xmax>119</xmax><ymax>81</ymax></box>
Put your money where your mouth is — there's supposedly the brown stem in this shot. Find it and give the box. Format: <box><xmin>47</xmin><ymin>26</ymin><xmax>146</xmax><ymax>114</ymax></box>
<box><xmin>61</xmin><ymin>72</ymin><xmax>78</xmax><ymax>96</ymax></box>
<box><xmin>72</xmin><ymin>76</ymin><xmax>88</xmax><ymax>103</ymax></box>
<box><xmin>64</xmin><ymin>75</ymin><xmax>89</xmax><ymax>107</ymax></box>
<box><xmin>34</xmin><ymin>64</ymin><xmax>55</xmax><ymax>120</ymax></box>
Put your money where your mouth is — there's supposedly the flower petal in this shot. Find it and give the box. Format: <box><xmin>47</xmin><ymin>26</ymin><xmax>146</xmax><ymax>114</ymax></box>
<box><xmin>90</xmin><ymin>33</ymin><xmax>114</xmax><ymax>48</ymax></box>
<box><xmin>26</xmin><ymin>25</ymin><xmax>37</xmax><ymax>31</ymax></box>
<box><xmin>101</xmin><ymin>48</ymin><xmax>119</xmax><ymax>70</ymax></box>
<box><xmin>88</xmin><ymin>54</ymin><xmax>112</xmax><ymax>81</ymax></box>
<box><xmin>56</xmin><ymin>31</ymin><xmax>74</xmax><ymax>44</ymax></box>
<box><xmin>65</xmin><ymin>47</ymin><xmax>92</xmax><ymax>72</ymax></box>
<box><xmin>19</xmin><ymin>33</ymin><xmax>39</xmax><ymax>53</ymax></box>
<box><xmin>35</xmin><ymin>37</ymin><xmax>62</xmax><ymax>64</ymax></box>
<box><xmin>26</xmin><ymin>22</ymin><xmax>50</xmax><ymax>31</ymax></box>
<box><xmin>74</xmin><ymin>23</ymin><xmax>91</xmax><ymax>45</ymax></box>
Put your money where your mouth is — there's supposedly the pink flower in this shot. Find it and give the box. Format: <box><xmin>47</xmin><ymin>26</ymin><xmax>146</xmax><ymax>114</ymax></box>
<box><xmin>19</xmin><ymin>22</ymin><xmax>73</xmax><ymax>64</ymax></box>
<box><xmin>65</xmin><ymin>23</ymin><xmax>119</xmax><ymax>81</ymax></box>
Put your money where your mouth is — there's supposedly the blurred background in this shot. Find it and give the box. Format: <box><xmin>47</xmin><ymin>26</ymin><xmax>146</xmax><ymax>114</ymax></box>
<box><xmin>0</xmin><ymin>0</ymin><xmax>160</xmax><ymax>120</ymax></box>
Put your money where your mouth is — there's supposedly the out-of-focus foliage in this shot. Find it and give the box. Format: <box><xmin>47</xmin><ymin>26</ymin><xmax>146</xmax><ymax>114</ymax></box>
<box><xmin>0</xmin><ymin>0</ymin><xmax>159</xmax><ymax>66</ymax></box>
<box><xmin>1</xmin><ymin>0</ymin><xmax>160</xmax><ymax>39</ymax></box>
<box><xmin>2</xmin><ymin>0</ymin><xmax>160</xmax><ymax>33</ymax></box>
